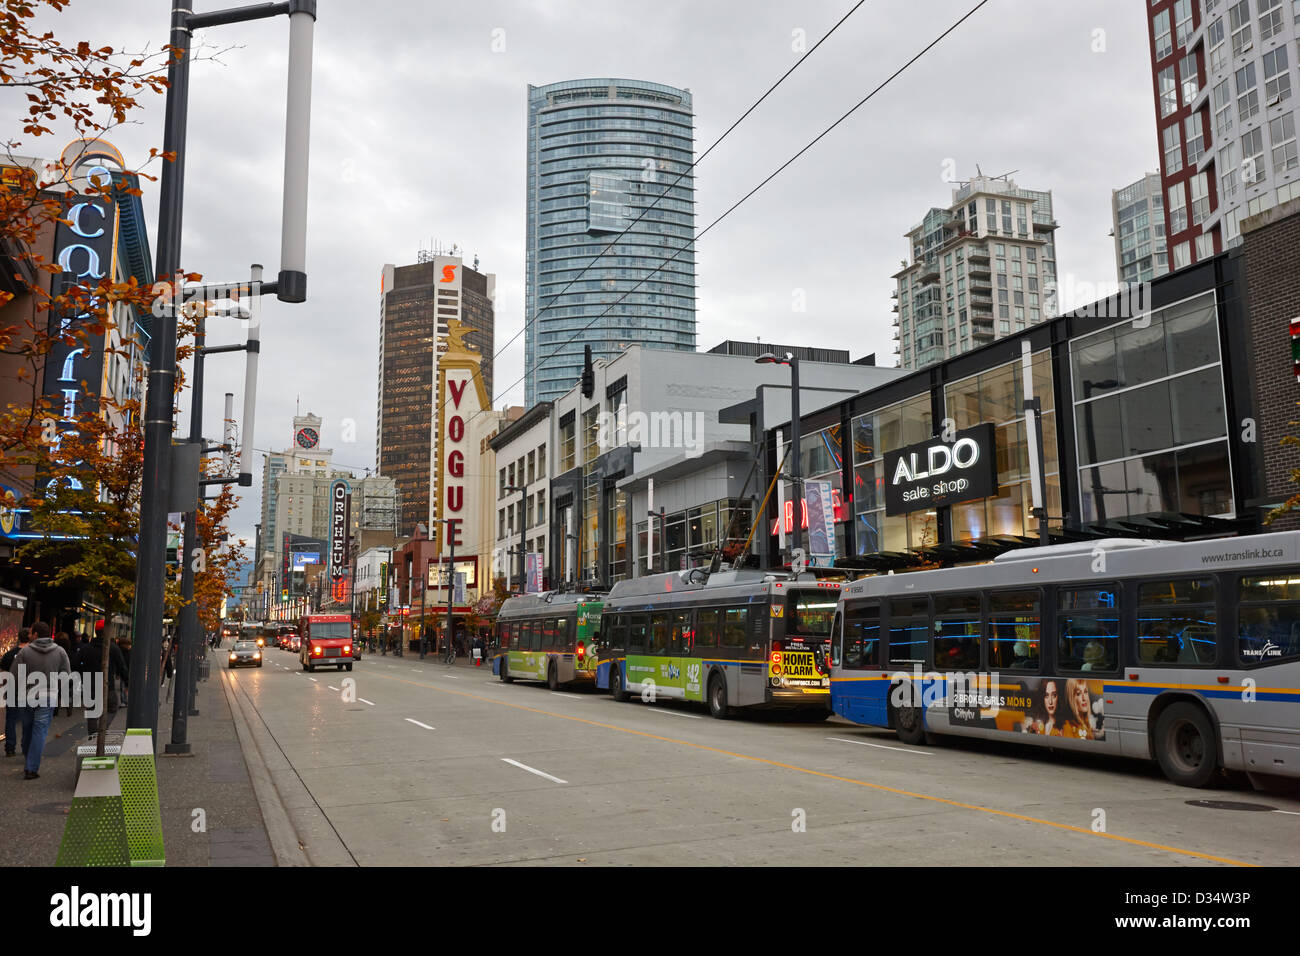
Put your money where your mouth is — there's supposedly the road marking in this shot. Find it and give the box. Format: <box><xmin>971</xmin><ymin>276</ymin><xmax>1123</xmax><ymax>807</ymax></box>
<box><xmin>308</xmin><ymin>677</ymin><xmax>318</xmax><ymax>682</ymax></box>
<box><xmin>501</xmin><ymin>758</ymin><xmax>567</xmax><ymax>785</ymax></box>
<box><xmin>551</xmin><ymin>692</ymin><xmax>582</xmax><ymax>699</ymax></box>
<box><xmin>443</xmin><ymin>675</ymin><xmax>459</xmax><ymax>680</ymax></box>
<box><xmin>365</xmin><ymin>670</ymin><xmax>1258</xmax><ymax>867</ymax></box>
<box><xmin>1275</xmin><ymin>810</ymin><xmax>1300</xmax><ymax>816</ymax></box>
<box><xmin>826</xmin><ymin>736</ymin><xmax>933</xmax><ymax>756</ymax></box>
<box><xmin>642</xmin><ymin>705</ymin><xmax>701</xmax><ymax>718</ymax></box>
<box><xmin>328</xmin><ymin>686</ymin><xmax>339</xmax><ymax>692</ymax></box>
<box><xmin>404</xmin><ymin>718</ymin><xmax>434</xmax><ymax>731</ymax></box>
<box><xmin>358</xmin><ymin>698</ymin><xmax>375</xmax><ymax>706</ymax></box>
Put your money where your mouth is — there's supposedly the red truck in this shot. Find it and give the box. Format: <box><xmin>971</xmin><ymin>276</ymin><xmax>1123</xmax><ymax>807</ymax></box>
<box><xmin>299</xmin><ymin>613</ymin><xmax>353</xmax><ymax>672</ymax></box>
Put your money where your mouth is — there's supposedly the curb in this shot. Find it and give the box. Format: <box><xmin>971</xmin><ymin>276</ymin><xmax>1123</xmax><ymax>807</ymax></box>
<box><xmin>219</xmin><ymin>669</ymin><xmax>353</xmax><ymax>867</ymax></box>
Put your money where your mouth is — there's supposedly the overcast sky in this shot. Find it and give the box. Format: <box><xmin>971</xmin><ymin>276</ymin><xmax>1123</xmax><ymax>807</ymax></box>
<box><xmin>25</xmin><ymin>0</ymin><xmax>1157</xmax><ymax>551</ymax></box>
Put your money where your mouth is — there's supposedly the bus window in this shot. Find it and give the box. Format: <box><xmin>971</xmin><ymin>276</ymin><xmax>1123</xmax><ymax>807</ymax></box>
<box><xmin>696</xmin><ymin>608</ymin><xmax>719</xmax><ymax>649</ymax></box>
<box><xmin>786</xmin><ymin>591</ymin><xmax>837</xmax><ymax>638</ymax></box>
<box><xmin>1137</xmin><ymin>578</ymin><xmax>1217</xmax><ymax>666</ymax></box>
<box><xmin>672</xmin><ymin>610</ymin><xmax>691</xmax><ymax>654</ymax></box>
<box><xmin>527</xmin><ymin>620</ymin><xmax>541</xmax><ymax>651</ymax></box>
<box><xmin>1057</xmin><ymin>586</ymin><xmax>1120</xmax><ymax>672</ymax></box>
<box><xmin>843</xmin><ymin>603</ymin><xmax>880</xmax><ymax>669</ymax></box>
<box><xmin>627</xmin><ymin>614</ymin><xmax>649</xmax><ymax>654</ymax></box>
<box><xmin>556</xmin><ymin>616</ymin><xmax>573</xmax><ymax>650</ymax></box>
<box><xmin>607</xmin><ymin>615</ymin><xmax>626</xmax><ymax>651</ymax></box>
<box><xmin>649</xmin><ymin>613</ymin><xmax>671</xmax><ymax>655</ymax></box>
<box><xmin>934</xmin><ymin>593</ymin><xmax>981</xmax><ymax>671</ymax></box>
<box><xmin>888</xmin><ymin>597</ymin><xmax>928</xmax><ymax>666</ymax></box>
<box><xmin>721</xmin><ymin>607</ymin><xmax>747</xmax><ymax>649</ymax></box>
<box><xmin>1238</xmin><ymin>573</ymin><xmax>1300</xmax><ymax>665</ymax></box>
<box><xmin>988</xmin><ymin>590</ymin><xmax>1041</xmax><ymax>671</ymax></box>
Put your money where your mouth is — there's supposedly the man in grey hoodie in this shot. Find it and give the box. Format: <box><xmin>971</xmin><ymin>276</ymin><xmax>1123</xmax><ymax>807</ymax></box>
<box><xmin>10</xmin><ymin>621</ymin><xmax>72</xmax><ymax>779</ymax></box>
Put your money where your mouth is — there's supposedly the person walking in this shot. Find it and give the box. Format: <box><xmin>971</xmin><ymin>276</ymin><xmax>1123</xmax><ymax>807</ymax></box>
<box><xmin>75</xmin><ymin>624</ymin><xmax>129</xmax><ymax>735</ymax></box>
<box><xmin>10</xmin><ymin>622</ymin><xmax>71</xmax><ymax>779</ymax></box>
<box><xmin>2</xmin><ymin>628</ymin><xmax>30</xmax><ymax>757</ymax></box>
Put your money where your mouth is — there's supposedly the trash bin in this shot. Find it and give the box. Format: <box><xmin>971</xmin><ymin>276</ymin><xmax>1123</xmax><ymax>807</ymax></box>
<box><xmin>197</xmin><ymin>658</ymin><xmax>211</xmax><ymax>681</ymax></box>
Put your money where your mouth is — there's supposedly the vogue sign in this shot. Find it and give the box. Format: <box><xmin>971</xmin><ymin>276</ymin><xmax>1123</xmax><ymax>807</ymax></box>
<box><xmin>883</xmin><ymin>424</ymin><xmax>996</xmax><ymax>516</ymax></box>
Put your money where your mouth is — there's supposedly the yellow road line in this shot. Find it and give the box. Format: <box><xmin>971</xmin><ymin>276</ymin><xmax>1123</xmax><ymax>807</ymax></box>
<box><xmin>366</xmin><ymin>671</ymin><xmax>1256</xmax><ymax>867</ymax></box>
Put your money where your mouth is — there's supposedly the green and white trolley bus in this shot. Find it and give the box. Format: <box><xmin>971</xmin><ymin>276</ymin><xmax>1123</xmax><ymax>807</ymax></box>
<box><xmin>595</xmin><ymin>567</ymin><xmax>843</xmax><ymax>718</ymax></box>
<box><xmin>493</xmin><ymin>592</ymin><xmax>605</xmax><ymax>690</ymax></box>
<box><xmin>829</xmin><ymin>530</ymin><xmax>1300</xmax><ymax>788</ymax></box>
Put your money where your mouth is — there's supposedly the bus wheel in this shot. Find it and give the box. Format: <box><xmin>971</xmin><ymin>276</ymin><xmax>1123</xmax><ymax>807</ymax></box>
<box><xmin>708</xmin><ymin>674</ymin><xmax>730</xmax><ymax>719</ymax></box>
<box><xmin>345</xmin><ymin>664</ymin><xmax>352</xmax><ymax>672</ymax></box>
<box><xmin>893</xmin><ymin>702</ymin><xmax>927</xmax><ymax>746</ymax></box>
<box><xmin>610</xmin><ymin>664</ymin><xmax>627</xmax><ymax>702</ymax></box>
<box><xmin>501</xmin><ymin>658</ymin><xmax>513</xmax><ymax>684</ymax></box>
<box><xmin>1154</xmin><ymin>703</ymin><xmax>1218</xmax><ymax>788</ymax></box>
<box><xmin>547</xmin><ymin>661</ymin><xmax>560</xmax><ymax>691</ymax></box>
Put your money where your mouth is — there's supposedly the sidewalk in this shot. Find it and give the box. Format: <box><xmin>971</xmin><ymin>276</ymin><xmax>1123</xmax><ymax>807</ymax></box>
<box><xmin>0</xmin><ymin>648</ymin><xmax>275</xmax><ymax>867</ymax></box>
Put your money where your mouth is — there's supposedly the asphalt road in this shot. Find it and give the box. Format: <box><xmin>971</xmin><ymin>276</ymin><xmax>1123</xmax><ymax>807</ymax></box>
<box><xmin>222</xmin><ymin>650</ymin><xmax>1300</xmax><ymax>867</ymax></box>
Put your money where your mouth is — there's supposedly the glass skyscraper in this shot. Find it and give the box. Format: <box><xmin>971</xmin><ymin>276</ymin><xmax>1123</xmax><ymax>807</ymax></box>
<box><xmin>525</xmin><ymin>78</ymin><xmax>697</xmax><ymax>406</ymax></box>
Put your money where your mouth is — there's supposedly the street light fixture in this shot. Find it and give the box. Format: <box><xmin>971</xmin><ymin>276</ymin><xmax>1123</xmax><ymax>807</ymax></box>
<box><xmin>755</xmin><ymin>351</ymin><xmax>803</xmax><ymax>560</ymax></box>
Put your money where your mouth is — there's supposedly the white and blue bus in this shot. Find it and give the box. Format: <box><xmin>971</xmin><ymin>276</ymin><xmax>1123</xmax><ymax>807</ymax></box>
<box><xmin>829</xmin><ymin>531</ymin><xmax>1300</xmax><ymax>787</ymax></box>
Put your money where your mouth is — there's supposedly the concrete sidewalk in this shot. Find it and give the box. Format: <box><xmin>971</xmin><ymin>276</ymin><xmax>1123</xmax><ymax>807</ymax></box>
<box><xmin>0</xmin><ymin>648</ymin><xmax>276</xmax><ymax>867</ymax></box>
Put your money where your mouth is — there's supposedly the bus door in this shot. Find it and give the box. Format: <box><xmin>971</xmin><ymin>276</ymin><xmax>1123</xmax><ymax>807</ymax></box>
<box><xmin>736</xmin><ymin>603</ymin><xmax>769</xmax><ymax>705</ymax></box>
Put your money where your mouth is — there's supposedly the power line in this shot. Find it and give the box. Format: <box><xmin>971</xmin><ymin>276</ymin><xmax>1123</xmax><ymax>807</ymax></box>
<box><xmin>489</xmin><ymin>0</ymin><xmax>992</xmax><ymax>408</ymax></box>
<box><xmin>423</xmin><ymin>0</ymin><xmax>869</xmax><ymax>419</ymax></box>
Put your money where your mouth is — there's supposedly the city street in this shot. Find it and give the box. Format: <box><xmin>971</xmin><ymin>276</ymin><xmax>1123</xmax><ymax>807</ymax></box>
<box><xmin>223</xmin><ymin>651</ymin><xmax>1300</xmax><ymax>867</ymax></box>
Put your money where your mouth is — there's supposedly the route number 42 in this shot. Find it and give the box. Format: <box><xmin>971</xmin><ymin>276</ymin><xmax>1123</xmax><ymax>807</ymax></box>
<box><xmin>686</xmin><ymin>663</ymin><xmax>701</xmax><ymax>684</ymax></box>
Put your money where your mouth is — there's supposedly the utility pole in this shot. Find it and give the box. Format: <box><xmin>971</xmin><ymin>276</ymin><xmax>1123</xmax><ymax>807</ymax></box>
<box><xmin>128</xmin><ymin>0</ymin><xmax>316</xmax><ymax>744</ymax></box>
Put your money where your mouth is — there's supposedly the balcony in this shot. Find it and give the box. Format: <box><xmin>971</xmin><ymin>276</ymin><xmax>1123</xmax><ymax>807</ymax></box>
<box><xmin>1032</xmin><ymin>218</ymin><xmax>1059</xmax><ymax>232</ymax></box>
<box><xmin>967</xmin><ymin>246</ymin><xmax>990</xmax><ymax>262</ymax></box>
<box><xmin>971</xmin><ymin>322</ymin><xmax>995</xmax><ymax>340</ymax></box>
<box><xmin>918</xmin><ymin>263</ymin><xmax>940</xmax><ymax>284</ymax></box>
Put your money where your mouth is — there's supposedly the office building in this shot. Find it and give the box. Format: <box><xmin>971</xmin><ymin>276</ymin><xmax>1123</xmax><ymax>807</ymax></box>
<box><xmin>893</xmin><ymin>173</ymin><xmax>1059</xmax><ymax>370</ymax></box>
<box><xmin>1145</xmin><ymin>0</ymin><xmax>1300</xmax><ymax>266</ymax></box>
<box><xmin>1112</xmin><ymin>173</ymin><xmax>1171</xmax><ymax>285</ymax></box>
<box><xmin>377</xmin><ymin>254</ymin><xmax>495</xmax><ymax>536</ymax></box>
<box><xmin>525</xmin><ymin>79</ymin><xmax>697</xmax><ymax>405</ymax></box>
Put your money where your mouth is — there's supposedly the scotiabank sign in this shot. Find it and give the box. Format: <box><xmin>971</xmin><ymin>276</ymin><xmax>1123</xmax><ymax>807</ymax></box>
<box><xmin>883</xmin><ymin>424</ymin><xmax>996</xmax><ymax>516</ymax></box>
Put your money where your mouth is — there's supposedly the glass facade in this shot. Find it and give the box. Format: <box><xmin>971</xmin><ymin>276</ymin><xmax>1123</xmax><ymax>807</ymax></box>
<box><xmin>637</xmin><ymin>498</ymin><xmax>751</xmax><ymax>575</ymax></box>
<box><xmin>1070</xmin><ymin>292</ymin><xmax>1232</xmax><ymax>522</ymax></box>
<box><xmin>525</xmin><ymin>79</ymin><xmax>697</xmax><ymax>405</ymax></box>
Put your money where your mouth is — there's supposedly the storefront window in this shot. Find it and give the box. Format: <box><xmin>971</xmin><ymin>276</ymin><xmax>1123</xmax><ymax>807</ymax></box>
<box><xmin>852</xmin><ymin>392</ymin><xmax>933</xmax><ymax>554</ymax></box>
<box><xmin>1072</xmin><ymin>292</ymin><xmax>1231</xmax><ymax>522</ymax></box>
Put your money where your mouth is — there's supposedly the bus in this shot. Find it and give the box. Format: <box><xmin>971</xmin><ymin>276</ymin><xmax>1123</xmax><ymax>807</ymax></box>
<box><xmin>595</xmin><ymin>568</ymin><xmax>842</xmax><ymax>719</ymax></box>
<box><xmin>495</xmin><ymin>592</ymin><xmax>605</xmax><ymax>690</ymax></box>
<box><xmin>829</xmin><ymin>531</ymin><xmax>1300</xmax><ymax>788</ymax></box>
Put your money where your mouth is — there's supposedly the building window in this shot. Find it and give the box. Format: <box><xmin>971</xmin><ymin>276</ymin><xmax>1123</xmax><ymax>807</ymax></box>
<box><xmin>1263</xmin><ymin>45</ymin><xmax>1291</xmax><ymax>103</ymax></box>
<box><xmin>560</xmin><ymin>418</ymin><xmax>575</xmax><ymax>471</ymax></box>
<box><xmin>537</xmin><ymin>443</ymin><xmax>546</xmax><ymax>476</ymax></box>
<box><xmin>1195</xmin><ymin>232</ymin><xmax>1216</xmax><ymax>259</ymax></box>
<box><xmin>1154</xmin><ymin>8</ymin><xmax>1173</xmax><ymax>60</ymax></box>
<box><xmin>1174</xmin><ymin>0</ymin><xmax>1194</xmax><ymax>47</ymax></box>
<box><xmin>1190</xmin><ymin>172</ymin><xmax>1211</xmax><ymax>224</ymax></box>
<box><xmin>1220</xmin><ymin>140</ymin><xmax>1241</xmax><ymax>198</ymax></box>
<box><xmin>537</xmin><ymin>489</ymin><xmax>546</xmax><ymax>525</ymax></box>
<box><xmin>1236</xmin><ymin>62</ymin><xmax>1260</xmax><ymax>121</ymax></box>
<box><xmin>1185</xmin><ymin>113</ymin><xmax>1206</xmax><ymax>164</ymax></box>
<box><xmin>1163</xmin><ymin>123</ymin><xmax>1184</xmax><ymax>173</ymax></box>
<box><xmin>582</xmin><ymin>406</ymin><xmax>600</xmax><ymax>467</ymax></box>
<box><xmin>1229</xmin><ymin>0</ymin><xmax>1252</xmax><ymax>57</ymax></box>
<box><xmin>1180</xmin><ymin>52</ymin><xmax>1200</xmax><ymax>106</ymax></box>
<box><xmin>1259</xmin><ymin>0</ymin><xmax>1284</xmax><ymax>41</ymax></box>
<box><xmin>1271</xmin><ymin>112</ymin><xmax>1298</xmax><ymax>173</ymax></box>
<box><xmin>1209</xmin><ymin>17</ymin><xmax>1227</xmax><ymax>73</ymax></box>
<box><xmin>1173</xmin><ymin>240</ymin><xmax>1192</xmax><ymax>269</ymax></box>
<box><xmin>1214</xmin><ymin>78</ymin><xmax>1234</xmax><ymax>137</ymax></box>
<box><xmin>1159</xmin><ymin>65</ymin><xmax>1178</xmax><ymax>117</ymax></box>
<box><xmin>1168</xmin><ymin>182</ymin><xmax>1188</xmax><ymax>232</ymax></box>
<box><xmin>606</xmin><ymin>486</ymin><xmax>627</xmax><ymax>583</ymax></box>
<box><xmin>607</xmin><ymin>383</ymin><xmax>628</xmax><ymax>448</ymax></box>
<box><xmin>527</xmin><ymin>450</ymin><xmax>535</xmax><ymax>485</ymax></box>
<box><xmin>1242</xmin><ymin>126</ymin><xmax>1266</xmax><ymax>182</ymax></box>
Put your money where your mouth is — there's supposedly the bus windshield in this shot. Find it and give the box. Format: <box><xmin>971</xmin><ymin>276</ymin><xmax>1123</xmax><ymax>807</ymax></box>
<box><xmin>786</xmin><ymin>591</ymin><xmax>837</xmax><ymax>637</ymax></box>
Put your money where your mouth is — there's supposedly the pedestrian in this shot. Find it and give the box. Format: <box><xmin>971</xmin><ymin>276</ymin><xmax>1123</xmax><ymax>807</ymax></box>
<box><xmin>52</xmin><ymin>632</ymin><xmax>75</xmax><ymax>715</ymax></box>
<box><xmin>116</xmin><ymin>637</ymin><xmax>132</xmax><ymax>708</ymax></box>
<box><xmin>75</xmin><ymin>622</ymin><xmax>129</xmax><ymax>735</ymax></box>
<box><xmin>2</xmin><ymin>628</ymin><xmax>30</xmax><ymax>757</ymax></box>
<box><xmin>10</xmin><ymin>621</ymin><xmax>71</xmax><ymax>779</ymax></box>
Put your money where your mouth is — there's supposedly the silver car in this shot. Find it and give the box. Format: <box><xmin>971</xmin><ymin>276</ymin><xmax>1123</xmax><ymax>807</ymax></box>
<box><xmin>228</xmin><ymin>641</ymin><xmax>263</xmax><ymax>669</ymax></box>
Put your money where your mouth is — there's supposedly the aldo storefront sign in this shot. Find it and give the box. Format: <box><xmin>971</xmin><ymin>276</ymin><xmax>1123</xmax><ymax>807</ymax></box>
<box><xmin>884</xmin><ymin>423</ymin><xmax>997</xmax><ymax>516</ymax></box>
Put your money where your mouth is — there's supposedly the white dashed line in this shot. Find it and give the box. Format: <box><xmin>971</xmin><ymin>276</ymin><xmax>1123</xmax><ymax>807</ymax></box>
<box><xmin>501</xmin><ymin>758</ymin><xmax>567</xmax><ymax>784</ymax></box>
<box><xmin>825</xmin><ymin>736</ymin><xmax>932</xmax><ymax>756</ymax></box>
<box><xmin>328</xmin><ymin>686</ymin><xmax>339</xmax><ymax>691</ymax></box>
<box><xmin>404</xmin><ymin>718</ymin><xmax>434</xmax><ymax>731</ymax></box>
<box><xmin>308</xmin><ymin>677</ymin><xmax>318</xmax><ymax>682</ymax></box>
<box><xmin>642</xmin><ymin>706</ymin><xmax>701</xmax><ymax>719</ymax></box>
<box><xmin>551</xmin><ymin>693</ymin><xmax>582</xmax><ymax>700</ymax></box>
<box><xmin>359</xmin><ymin>698</ymin><xmax>375</xmax><ymax>706</ymax></box>
<box><xmin>442</xmin><ymin>674</ymin><xmax>459</xmax><ymax>680</ymax></box>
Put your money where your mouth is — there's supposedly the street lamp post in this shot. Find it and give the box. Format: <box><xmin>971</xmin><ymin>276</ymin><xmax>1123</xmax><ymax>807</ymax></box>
<box><xmin>756</xmin><ymin>352</ymin><xmax>802</xmax><ymax>562</ymax></box>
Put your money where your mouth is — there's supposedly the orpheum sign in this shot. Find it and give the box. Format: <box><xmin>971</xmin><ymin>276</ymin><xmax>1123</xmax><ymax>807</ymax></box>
<box><xmin>328</xmin><ymin>479</ymin><xmax>351</xmax><ymax>579</ymax></box>
<box><xmin>883</xmin><ymin>424</ymin><xmax>997</xmax><ymax>516</ymax></box>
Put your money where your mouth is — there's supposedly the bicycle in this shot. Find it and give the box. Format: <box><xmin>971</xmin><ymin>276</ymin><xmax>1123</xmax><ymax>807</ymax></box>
<box><xmin>442</xmin><ymin>640</ymin><xmax>456</xmax><ymax>666</ymax></box>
